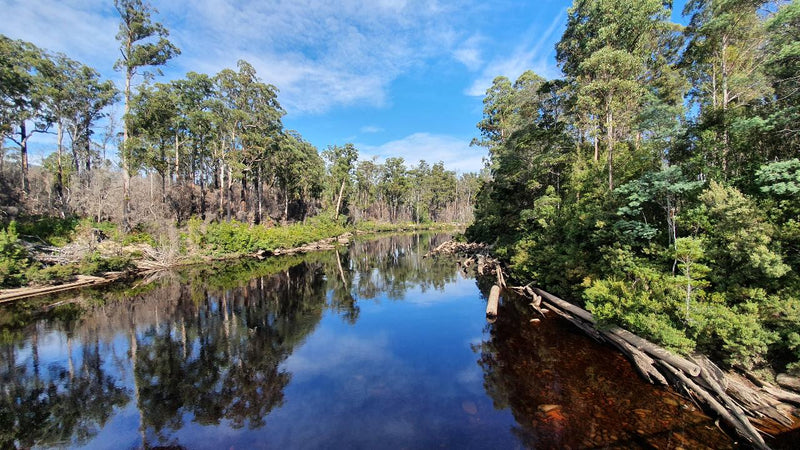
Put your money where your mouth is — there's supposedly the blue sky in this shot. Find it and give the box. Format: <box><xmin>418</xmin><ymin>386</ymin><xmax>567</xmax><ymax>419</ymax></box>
<box><xmin>0</xmin><ymin>0</ymin><xmax>688</xmax><ymax>173</ymax></box>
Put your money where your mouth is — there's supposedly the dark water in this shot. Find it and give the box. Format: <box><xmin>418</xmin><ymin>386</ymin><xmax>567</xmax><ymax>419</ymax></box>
<box><xmin>0</xmin><ymin>234</ymin><xmax>742</xmax><ymax>449</ymax></box>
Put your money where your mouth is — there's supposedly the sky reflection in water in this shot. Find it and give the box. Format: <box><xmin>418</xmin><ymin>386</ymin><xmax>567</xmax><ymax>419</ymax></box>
<box><xmin>0</xmin><ymin>234</ymin><xmax>734</xmax><ymax>449</ymax></box>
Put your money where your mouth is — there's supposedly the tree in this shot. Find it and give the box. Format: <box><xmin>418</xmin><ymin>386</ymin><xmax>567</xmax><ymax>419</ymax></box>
<box><xmin>380</xmin><ymin>157</ymin><xmax>409</xmax><ymax>222</ymax></box>
<box><xmin>323</xmin><ymin>143</ymin><xmax>358</xmax><ymax>220</ymax></box>
<box><xmin>557</xmin><ymin>0</ymin><xmax>682</xmax><ymax>190</ymax></box>
<box><xmin>1</xmin><ymin>36</ymin><xmax>53</xmax><ymax>194</ymax></box>
<box><xmin>114</xmin><ymin>0</ymin><xmax>180</xmax><ymax>230</ymax></box>
<box><xmin>681</xmin><ymin>0</ymin><xmax>772</xmax><ymax>178</ymax></box>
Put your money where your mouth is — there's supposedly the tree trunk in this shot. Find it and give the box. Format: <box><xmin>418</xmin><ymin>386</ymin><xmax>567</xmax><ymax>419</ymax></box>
<box><xmin>174</xmin><ymin>133</ymin><xmax>180</xmax><ymax>184</ymax></box>
<box><xmin>122</xmin><ymin>66</ymin><xmax>133</xmax><ymax>232</ymax></box>
<box><xmin>255</xmin><ymin>164</ymin><xmax>262</xmax><ymax>224</ymax></box>
<box><xmin>20</xmin><ymin>122</ymin><xmax>29</xmax><ymax>194</ymax></box>
<box><xmin>56</xmin><ymin>121</ymin><xmax>64</xmax><ymax>202</ymax></box>
<box><xmin>606</xmin><ymin>107</ymin><xmax>614</xmax><ymax>191</ymax></box>
<box><xmin>335</xmin><ymin>178</ymin><xmax>346</xmax><ymax>220</ymax></box>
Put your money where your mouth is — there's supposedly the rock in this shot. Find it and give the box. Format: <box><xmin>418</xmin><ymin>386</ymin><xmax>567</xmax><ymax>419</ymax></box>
<box><xmin>538</xmin><ymin>404</ymin><xmax>561</xmax><ymax>413</ymax></box>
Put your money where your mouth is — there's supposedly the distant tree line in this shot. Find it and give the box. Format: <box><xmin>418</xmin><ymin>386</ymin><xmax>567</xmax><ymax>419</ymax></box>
<box><xmin>0</xmin><ymin>0</ymin><xmax>476</xmax><ymax>229</ymax></box>
<box><xmin>469</xmin><ymin>0</ymin><xmax>800</xmax><ymax>373</ymax></box>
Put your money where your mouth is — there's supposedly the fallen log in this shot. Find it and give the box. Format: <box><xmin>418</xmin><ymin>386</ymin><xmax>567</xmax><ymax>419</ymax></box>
<box><xmin>486</xmin><ymin>285</ymin><xmax>500</xmax><ymax>318</ymax></box>
<box><xmin>532</xmin><ymin>287</ymin><xmax>701</xmax><ymax>377</ymax></box>
<box><xmin>0</xmin><ymin>273</ymin><xmax>126</xmax><ymax>304</ymax></box>
<box><xmin>777</xmin><ymin>374</ymin><xmax>800</xmax><ymax>393</ymax></box>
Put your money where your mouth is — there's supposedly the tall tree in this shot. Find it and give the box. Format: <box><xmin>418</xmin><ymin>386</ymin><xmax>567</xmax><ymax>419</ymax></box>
<box><xmin>323</xmin><ymin>143</ymin><xmax>358</xmax><ymax>220</ymax></box>
<box><xmin>114</xmin><ymin>0</ymin><xmax>180</xmax><ymax>230</ymax></box>
<box><xmin>681</xmin><ymin>0</ymin><xmax>771</xmax><ymax>178</ymax></box>
<box><xmin>0</xmin><ymin>36</ymin><xmax>53</xmax><ymax>194</ymax></box>
<box><xmin>557</xmin><ymin>0</ymin><xmax>682</xmax><ymax>190</ymax></box>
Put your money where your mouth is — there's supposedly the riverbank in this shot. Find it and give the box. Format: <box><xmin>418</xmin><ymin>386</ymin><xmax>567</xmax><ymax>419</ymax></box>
<box><xmin>0</xmin><ymin>217</ymin><xmax>463</xmax><ymax>303</ymax></box>
<box><xmin>428</xmin><ymin>239</ymin><xmax>800</xmax><ymax>449</ymax></box>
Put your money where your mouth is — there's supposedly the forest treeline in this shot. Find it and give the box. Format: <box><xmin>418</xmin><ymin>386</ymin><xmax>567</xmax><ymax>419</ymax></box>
<box><xmin>0</xmin><ymin>0</ymin><xmax>477</xmax><ymax>231</ymax></box>
<box><xmin>468</xmin><ymin>0</ymin><xmax>800</xmax><ymax>375</ymax></box>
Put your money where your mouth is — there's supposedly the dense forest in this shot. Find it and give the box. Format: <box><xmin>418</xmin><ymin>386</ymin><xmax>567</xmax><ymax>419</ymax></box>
<box><xmin>0</xmin><ymin>0</ymin><xmax>476</xmax><ymax>230</ymax></box>
<box><xmin>468</xmin><ymin>0</ymin><xmax>800</xmax><ymax>375</ymax></box>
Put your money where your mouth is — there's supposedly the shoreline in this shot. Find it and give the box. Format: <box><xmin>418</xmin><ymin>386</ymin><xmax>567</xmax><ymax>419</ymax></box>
<box><xmin>0</xmin><ymin>225</ymin><xmax>462</xmax><ymax>304</ymax></box>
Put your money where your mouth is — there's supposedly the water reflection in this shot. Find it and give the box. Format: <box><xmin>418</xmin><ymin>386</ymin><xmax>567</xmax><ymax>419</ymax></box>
<box><xmin>477</xmin><ymin>294</ymin><xmax>734</xmax><ymax>449</ymax></box>
<box><xmin>0</xmin><ymin>233</ymin><xmax>737</xmax><ymax>449</ymax></box>
<box><xmin>0</xmin><ymin>233</ymin><xmax>461</xmax><ymax>448</ymax></box>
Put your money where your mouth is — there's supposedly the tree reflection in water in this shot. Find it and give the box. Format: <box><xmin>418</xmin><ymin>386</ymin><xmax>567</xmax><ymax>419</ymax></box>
<box><xmin>476</xmin><ymin>291</ymin><xmax>735</xmax><ymax>449</ymax></box>
<box><xmin>0</xmin><ymin>233</ymin><xmax>456</xmax><ymax>448</ymax></box>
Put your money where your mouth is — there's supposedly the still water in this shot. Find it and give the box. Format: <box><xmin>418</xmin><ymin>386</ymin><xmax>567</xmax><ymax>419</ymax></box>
<box><xmin>1</xmin><ymin>234</ymin><xmax>736</xmax><ymax>449</ymax></box>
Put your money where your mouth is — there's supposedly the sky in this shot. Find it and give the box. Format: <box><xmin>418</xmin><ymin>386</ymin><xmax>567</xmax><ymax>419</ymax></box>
<box><xmin>0</xmin><ymin>0</ymin><xmax>687</xmax><ymax>173</ymax></box>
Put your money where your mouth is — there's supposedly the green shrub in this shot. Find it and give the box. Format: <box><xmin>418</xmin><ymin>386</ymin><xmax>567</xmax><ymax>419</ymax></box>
<box><xmin>25</xmin><ymin>264</ymin><xmax>78</xmax><ymax>285</ymax></box>
<box><xmin>0</xmin><ymin>221</ymin><xmax>33</xmax><ymax>288</ymax></box>
<box><xmin>14</xmin><ymin>216</ymin><xmax>80</xmax><ymax>247</ymax></box>
<box><xmin>79</xmin><ymin>252</ymin><xmax>133</xmax><ymax>275</ymax></box>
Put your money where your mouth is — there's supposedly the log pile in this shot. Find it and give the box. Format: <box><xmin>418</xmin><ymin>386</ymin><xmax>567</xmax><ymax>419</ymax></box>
<box><xmin>432</xmin><ymin>239</ymin><xmax>800</xmax><ymax>449</ymax></box>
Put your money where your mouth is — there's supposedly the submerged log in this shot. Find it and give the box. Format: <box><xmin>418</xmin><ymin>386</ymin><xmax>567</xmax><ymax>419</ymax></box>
<box><xmin>487</xmin><ymin>285</ymin><xmax>500</xmax><ymax>318</ymax></box>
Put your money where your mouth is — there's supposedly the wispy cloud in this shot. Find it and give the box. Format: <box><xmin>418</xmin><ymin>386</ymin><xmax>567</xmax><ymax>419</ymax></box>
<box><xmin>453</xmin><ymin>34</ymin><xmax>484</xmax><ymax>71</ymax></box>
<box><xmin>465</xmin><ymin>8</ymin><xmax>567</xmax><ymax>96</ymax></box>
<box><xmin>157</xmin><ymin>0</ymin><xmax>465</xmax><ymax>114</ymax></box>
<box><xmin>360</xmin><ymin>125</ymin><xmax>384</xmax><ymax>134</ymax></box>
<box><xmin>360</xmin><ymin>133</ymin><xmax>485</xmax><ymax>173</ymax></box>
<box><xmin>0</xmin><ymin>0</ymin><xmax>471</xmax><ymax>115</ymax></box>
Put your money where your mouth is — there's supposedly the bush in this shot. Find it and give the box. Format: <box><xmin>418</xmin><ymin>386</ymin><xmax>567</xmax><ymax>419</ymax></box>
<box><xmin>0</xmin><ymin>222</ymin><xmax>33</xmax><ymax>288</ymax></box>
<box><xmin>79</xmin><ymin>252</ymin><xmax>134</xmax><ymax>275</ymax></box>
<box><xmin>25</xmin><ymin>264</ymin><xmax>78</xmax><ymax>285</ymax></box>
<box><xmin>14</xmin><ymin>216</ymin><xmax>80</xmax><ymax>247</ymax></box>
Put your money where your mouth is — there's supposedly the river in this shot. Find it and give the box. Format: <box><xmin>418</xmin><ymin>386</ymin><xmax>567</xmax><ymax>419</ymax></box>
<box><xmin>1</xmin><ymin>233</ymin><xmax>742</xmax><ymax>448</ymax></box>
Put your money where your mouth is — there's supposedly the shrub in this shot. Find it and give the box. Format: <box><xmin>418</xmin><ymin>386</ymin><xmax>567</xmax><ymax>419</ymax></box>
<box><xmin>0</xmin><ymin>222</ymin><xmax>32</xmax><ymax>288</ymax></box>
<box><xmin>79</xmin><ymin>252</ymin><xmax>134</xmax><ymax>275</ymax></box>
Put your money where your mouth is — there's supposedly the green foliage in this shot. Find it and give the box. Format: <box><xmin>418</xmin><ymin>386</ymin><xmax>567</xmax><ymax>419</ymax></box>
<box><xmin>25</xmin><ymin>264</ymin><xmax>78</xmax><ymax>285</ymax></box>
<box><xmin>469</xmin><ymin>0</ymin><xmax>800</xmax><ymax>373</ymax></box>
<box><xmin>0</xmin><ymin>222</ymin><xmax>32</xmax><ymax>287</ymax></box>
<box><xmin>14</xmin><ymin>216</ymin><xmax>81</xmax><ymax>247</ymax></box>
<box><xmin>79</xmin><ymin>252</ymin><xmax>134</xmax><ymax>275</ymax></box>
<box><xmin>187</xmin><ymin>217</ymin><xmax>347</xmax><ymax>256</ymax></box>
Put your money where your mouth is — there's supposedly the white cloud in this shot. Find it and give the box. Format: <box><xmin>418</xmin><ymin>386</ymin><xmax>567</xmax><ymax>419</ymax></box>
<box><xmin>360</xmin><ymin>125</ymin><xmax>384</xmax><ymax>134</ymax></box>
<box><xmin>156</xmin><ymin>0</ymin><xmax>466</xmax><ymax>114</ymax></box>
<box><xmin>465</xmin><ymin>9</ymin><xmax>567</xmax><ymax>96</ymax></box>
<box><xmin>360</xmin><ymin>133</ymin><xmax>485</xmax><ymax>173</ymax></box>
<box><xmin>453</xmin><ymin>34</ymin><xmax>484</xmax><ymax>71</ymax></box>
<box><xmin>0</xmin><ymin>0</ymin><xmax>471</xmax><ymax>115</ymax></box>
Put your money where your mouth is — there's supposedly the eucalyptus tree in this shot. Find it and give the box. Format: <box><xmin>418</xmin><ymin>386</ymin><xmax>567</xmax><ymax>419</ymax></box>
<box><xmin>64</xmin><ymin>65</ymin><xmax>117</xmax><ymax>178</ymax></box>
<box><xmin>273</xmin><ymin>131</ymin><xmax>324</xmax><ymax>222</ymax></box>
<box><xmin>557</xmin><ymin>0</ymin><xmax>682</xmax><ymax>190</ymax></box>
<box><xmin>323</xmin><ymin>143</ymin><xmax>358</xmax><ymax>220</ymax></box>
<box><xmin>212</xmin><ymin>60</ymin><xmax>283</xmax><ymax>221</ymax></box>
<box><xmin>114</xmin><ymin>0</ymin><xmax>180</xmax><ymax>230</ymax></box>
<box><xmin>682</xmin><ymin>0</ymin><xmax>772</xmax><ymax>178</ymax></box>
<box><xmin>128</xmin><ymin>80</ymin><xmax>178</xmax><ymax>202</ymax></box>
<box><xmin>0</xmin><ymin>36</ymin><xmax>53</xmax><ymax>193</ymax></box>
<box><xmin>380</xmin><ymin>157</ymin><xmax>410</xmax><ymax>222</ymax></box>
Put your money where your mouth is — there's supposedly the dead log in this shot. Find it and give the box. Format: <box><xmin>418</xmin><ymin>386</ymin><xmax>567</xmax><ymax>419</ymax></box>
<box><xmin>777</xmin><ymin>374</ymin><xmax>800</xmax><ymax>393</ymax></box>
<box><xmin>661</xmin><ymin>362</ymin><xmax>769</xmax><ymax>450</ymax></box>
<box><xmin>604</xmin><ymin>332</ymin><xmax>668</xmax><ymax>386</ymax></box>
<box><xmin>486</xmin><ymin>285</ymin><xmax>500</xmax><ymax>318</ymax></box>
<box><xmin>532</xmin><ymin>287</ymin><xmax>701</xmax><ymax>377</ymax></box>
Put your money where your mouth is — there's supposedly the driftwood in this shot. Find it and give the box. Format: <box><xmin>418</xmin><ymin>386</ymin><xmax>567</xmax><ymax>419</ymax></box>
<box><xmin>486</xmin><ymin>285</ymin><xmax>500</xmax><ymax>318</ymax></box>
<box><xmin>0</xmin><ymin>273</ymin><xmax>127</xmax><ymax>304</ymax></box>
<box><xmin>430</xmin><ymin>239</ymin><xmax>800</xmax><ymax>449</ymax></box>
<box><xmin>777</xmin><ymin>374</ymin><xmax>800</xmax><ymax>393</ymax></box>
